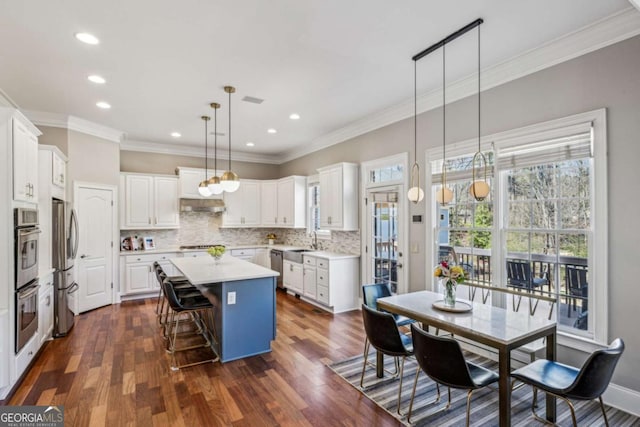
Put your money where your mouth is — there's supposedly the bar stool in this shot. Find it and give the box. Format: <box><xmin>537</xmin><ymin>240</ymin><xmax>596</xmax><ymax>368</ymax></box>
<box><xmin>153</xmin><ymin>262</ymin><xmax>195</xmax><ymax>327</ymax></box>
<box><xmin>162</xmin><ymin>279</ymin><xmax>219</xmax><ymax>370</ymax></box>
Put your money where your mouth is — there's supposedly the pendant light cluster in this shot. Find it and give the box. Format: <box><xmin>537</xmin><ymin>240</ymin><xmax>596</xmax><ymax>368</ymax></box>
<box><xmin>197</xmin><ymin>86</ymin><xmax>240</xmax><ymax>196</ymax></box>
<box><xmin>408</xmin><ymin>18</ymin><xmax>485</xmax><ymax>206</ymax></box>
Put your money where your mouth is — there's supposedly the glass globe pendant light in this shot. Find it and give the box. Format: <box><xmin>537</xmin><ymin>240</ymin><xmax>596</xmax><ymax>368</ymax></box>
<box><xmin>469</xmin><ymin>25</ymin><xmax>490</xmax><ymax>201</ymax></box>
<box><xmin>197</xmin><ymin>115</ymin><xmax>212</xmax><ymax>197</ymax></box>
<box><xmin>407</xmin><ymin>61</ymin><xmax>424</xmax><ymax>203</ymax></box>
<box><xmin>437</xmin><ymin>44</ymin><xmax>453</xmax><ymax>205</ymax></box>
<box><xmin>220</xmin><ymin>85</ymin><xmax>240</xmax><ymax>193</ymax></box>
<box><xmin>207</xmin><ymin>102</ymin><xmax>224</xmax><ymax>195</ymax></box>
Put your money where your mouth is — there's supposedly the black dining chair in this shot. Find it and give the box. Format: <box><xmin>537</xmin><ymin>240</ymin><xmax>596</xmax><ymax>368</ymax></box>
<box><xmin>407</xmin><ymin>324</ymin><xmax>499</xmax><ymax>426</ymax></box>
<box><xmin>360</xmin><ymin>304</ymin><xmax>414</xmax><ymax>415</ymax></box>
<box><xmin>362</xmin><ymin>283</ymin><xmax>415</xmax><ymax>327</ymax></box>
<box><xmin>565</xmin><ymin>264</ymin><xmax>588</xmax><ymax>318</ymax></box>
<box><xmin>511</xmin><ymin>338</ymin><xmax>624</xmax><ymax>427</ymax></box>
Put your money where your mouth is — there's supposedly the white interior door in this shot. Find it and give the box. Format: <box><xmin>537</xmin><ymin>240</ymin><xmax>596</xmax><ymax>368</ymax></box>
<box><xmin>76</xmin><ymin>184</ymin><xmax>115</xmax><ymax>312</ymax></box>
<box><xmin>365</xmin><ymin>187</ymin><xmax>406</xmax><ymax>294</ymax></box>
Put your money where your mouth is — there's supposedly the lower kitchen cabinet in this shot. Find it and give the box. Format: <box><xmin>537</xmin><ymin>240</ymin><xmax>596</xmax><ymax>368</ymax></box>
<box><xmin>283</xmin><ymin>260</ymin><xmax>303</xmax><ymax>294</ymax></box>
<box><xmin>301</xmin><ymin>254</ymin><xmax>359</xmax><ymax>313</ymax></box>
<box><xmin>38</xmin><ymin>273</ymin><xmax>54</xmax><ymax>346</ymax></box>
<box><xmin>120</xmin><ymin>252</ymin><xmax>179</xmax><ymax>296</ymax></box>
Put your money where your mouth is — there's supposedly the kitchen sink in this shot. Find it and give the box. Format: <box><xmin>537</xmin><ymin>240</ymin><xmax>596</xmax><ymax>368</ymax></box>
<box><xmin>283</xmin><ymin>249</ymin><xmax>313</xmax><ymax>263</ymax></box>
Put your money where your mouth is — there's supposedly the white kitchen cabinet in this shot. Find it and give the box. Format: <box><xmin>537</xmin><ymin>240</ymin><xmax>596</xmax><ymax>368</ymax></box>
<box><xmin>120</xmin><ymin>252</ymin><xmax>183</xmax><ymax>296</ymax></box>
<box><xmin>12</xmin><ymin>114</ymin><xmax>41</xmax><ymax>203</ymax></box>
<box><xmin>38</xmin><ymin>273</ymin><xmax>54</xmax><ymax>346</ymax></box>
<box><xmin>255</xmin><ymin>248</ymin><xmax>270</xmax><ymax>268</ymax></box>
<box><xmin>176</xmin><ymin>167</ymin><xmax>223</xmax><ymax>200</ymax></box>
<box><xmin>121</xmin><ymin>173</ymin><xmax>179</xmax><ymax>229</ymax></box>
<box><xmin>52</xmin><ymin>150</ymin><xmax>66</xmax><ymax>188</ymax></box>
<box><xmin>260</xmin><ymin>180</ymin><xmax>278</xmax><ymax>227</ymax></box>
<box><xmin>318</xmin><ymin>163</ymin><xmax>359</xmax><ymax>230</ymax></box>
<box><xmin>300</xmin><ymin>254</ymin><xmax>359</xmax><ymax>313</ymax></box>
<box><xmin>276</xmin><ymin>176</ymin><xmax>306</xmax><ymax>228</ymax></box>
<box><xmin>222</xmin><ymin>180</ymin><xmax>261</xmax><ymax>227</ymax></box>
<box><xmin>283</xmin><ymin>260</ymin><xmax>303</xmax><ymax>293</ymax></box>
<box><xmin>230</xmin><ymin>248</ymin><xmax>256</xmax><ymax>261</ymax></box>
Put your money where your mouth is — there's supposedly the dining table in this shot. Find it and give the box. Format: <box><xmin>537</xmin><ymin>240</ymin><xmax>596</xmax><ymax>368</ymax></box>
<box><xmin>376</xmin><ymin>290</ymin><xmax>557</xmax><ymax>427</ymax></box>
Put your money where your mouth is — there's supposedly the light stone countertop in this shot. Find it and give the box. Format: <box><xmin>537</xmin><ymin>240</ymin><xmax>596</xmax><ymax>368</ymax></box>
<box><xmin>119</xmin><ymin>244</ymin><xmax>310</xmax><ymax>256</ymax></box>
<box><xmin>170</xmin><ymin>255</ymin><xmax>279</xmax><ymax>285</ymax></box>
<box><xmin>301</xmin><ymin>251</ymin><xmax>359</xmax><ymax>260</ymax></box>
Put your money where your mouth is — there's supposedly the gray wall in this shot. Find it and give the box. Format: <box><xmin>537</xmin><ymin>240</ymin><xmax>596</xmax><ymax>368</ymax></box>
<box><xmin>280</xmin><ymin>35</ymin><xmax>640</xmax><ymax>392</ymax></box>
<box><xmin>120</xmin><ymin>150</ymin><xmax>281</xmax><ymax>179</ymax></box>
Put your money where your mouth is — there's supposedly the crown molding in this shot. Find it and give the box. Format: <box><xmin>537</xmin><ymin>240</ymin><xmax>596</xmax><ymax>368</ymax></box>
<box><xmin>23</xmin><ymin>110</ymin><xmax>124</xmax><ymax>143</ymax></box>
<box><xmin>120</xmin><ymin>139</ymin><xmax>282</xmax><ymax>165</ymax></box>
<box><xmin>279</xmin><ymin>7</ymin><xmax>640</xmax><ymax>163</ymax></box>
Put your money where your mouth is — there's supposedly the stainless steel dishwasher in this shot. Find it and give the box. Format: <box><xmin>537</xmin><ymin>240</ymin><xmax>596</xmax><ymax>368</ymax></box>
<box><xmin>270</xmin><ymin>249</ymin><xmax>284</xmax><ymax>289</ymax></box>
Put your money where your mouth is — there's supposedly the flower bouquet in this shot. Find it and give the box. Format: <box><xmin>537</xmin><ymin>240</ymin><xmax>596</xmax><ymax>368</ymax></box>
<box><xmin>434</xmin><ymin>261</ymin><xmax>465</xmax><ymax>307</ymax></box>
<box><xmin>207</xmin><ymin>245</ymin><xmax>226</xmax><ymax>263</ymax></box>
<box><xmin>266</xmin><ymin>233</ymin><xmax>277</xmax><ymax>245</ymax></box>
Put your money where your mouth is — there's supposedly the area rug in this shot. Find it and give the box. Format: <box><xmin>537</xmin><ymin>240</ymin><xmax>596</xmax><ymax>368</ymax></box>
<box><xmin>328</xmin><ymin>351</ymin><xmax>640</xmax><ymax>426</ymax></box>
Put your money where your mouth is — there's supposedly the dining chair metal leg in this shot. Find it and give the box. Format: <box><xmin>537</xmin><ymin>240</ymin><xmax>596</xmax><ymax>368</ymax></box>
<box><xmin>360</xmin><ymin>339</ymin><xmax>370</xmax><ymax>388</ymax></box>
<box><xmin>465</xmin><ymin>389</ymin><xmax>475</xmax><ymax>427</ymax></box>
<box><xmin>407</xmin><ymin>367</ymin><xmax>443</xmax><ymax>424</ymax></box>
<box><xmin>395</xmin><ymin>356</ymin><xmax>407</xmax><ymax>415</ymax></box>
<box><xmin>599</xmin><ymin>396</ymin><xmax>610</xmax><ymax>427</ymax></box>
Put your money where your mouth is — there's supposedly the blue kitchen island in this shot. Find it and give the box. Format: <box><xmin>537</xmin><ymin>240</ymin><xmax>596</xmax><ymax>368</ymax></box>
<box><xmin>171</xmin><ymin>255</ymin><xmax>279</xmax><ymax>363</ymax></box>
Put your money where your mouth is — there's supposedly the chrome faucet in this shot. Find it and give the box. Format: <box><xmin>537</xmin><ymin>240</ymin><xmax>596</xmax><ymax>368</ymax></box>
<box><xmin>311</xmin><ymin>231</ymin><xmax>318</xmax><ymax>250</ymax></box>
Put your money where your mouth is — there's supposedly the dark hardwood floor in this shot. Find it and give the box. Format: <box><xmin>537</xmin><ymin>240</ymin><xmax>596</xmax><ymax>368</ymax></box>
<box><xmin>9</xmin><ymin>290</ymin><xmax>399</xmax><ymax>426</ymax></box>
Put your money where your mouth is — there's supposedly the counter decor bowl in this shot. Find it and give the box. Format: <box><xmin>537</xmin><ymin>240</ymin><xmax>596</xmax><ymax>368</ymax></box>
<box><xmin>207</xmin><ymin>245</ymin><xmax>226</xmax><ymax>263</ymax></box>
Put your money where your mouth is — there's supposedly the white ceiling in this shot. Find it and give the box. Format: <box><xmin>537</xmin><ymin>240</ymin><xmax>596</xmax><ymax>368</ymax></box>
<box><xmin>0</xmin><ymin>0</ymin><xmax>636</xmax><ymax>163</ymax></box>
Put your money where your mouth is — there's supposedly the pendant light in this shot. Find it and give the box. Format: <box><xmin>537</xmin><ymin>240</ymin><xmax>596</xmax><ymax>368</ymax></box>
<box><xmin>407</xmin><ymin>61</ymin><xmax>424</xmax><ymax>203</ymax></box>
<box><xmin>197</xmin><ymin>115</ymin><xmax>212</xmax><ymax>197</ymax></box>
<box><xmin>207</xmin><ymin>102</ymin><xmax>224</xmax><ymax>195</ymax></box>
<box><xmin>220</xmin><ymin>85</ymin><xmax>240</xmax><ymax>193</ymax></box>
<box><xmin>436</xmin><ymin>44</ymin><xmax>453</xmax><ymax>205</ymax></box>
<box><xmin>469</xmin><ymin>24</ymin><xmax>490</xmax><ymax>201</ymax></box>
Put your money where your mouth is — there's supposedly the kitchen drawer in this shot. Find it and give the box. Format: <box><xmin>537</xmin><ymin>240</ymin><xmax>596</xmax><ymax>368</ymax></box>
<box><xmin>317</xmin><ymin>268</ymin><xmax>329</xmax><ymax>286</ymax></box>
<box><xmin>156</xmin><ymin>253</ymin><xmax>179</xmax><ymax>261</ymax></box>
<box><xmin>231</xmin><ymin>248</ymin><xmax>255</xmax><ymax>257</ymax></box>
<box><xmin>317</xmin><ymin>285</ymin><xmax>330</xmax><ymax>305</ymax></box>
<box><xmin>316</xmin><ymin>258</ymin><xmax>329</xmax><ymax>269</ymax></box>
<box><xmin>125</xmin><ymin>254</ymin><xmax>158</xmax><ymax>263</ymax></box>
<box><xmin>303</xmin><ymin>256</ymin><xmax>316</xmax><ymax>266</ymax></box>
<box><xmin>181</xmin><ymin>251</ymin><xmax>208</xmax><ymax>258</ymax></box>
<box><xmin>15</xmin><ymin>334</ymin><xmax>39</xmax><ymax>379</ymax></box>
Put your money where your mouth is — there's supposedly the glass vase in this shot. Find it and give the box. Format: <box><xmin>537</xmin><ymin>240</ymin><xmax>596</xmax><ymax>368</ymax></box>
<box><xmin>443</xmin><ymin>279</ymin><xmax>456</xmax><ymax>307</ymax></box>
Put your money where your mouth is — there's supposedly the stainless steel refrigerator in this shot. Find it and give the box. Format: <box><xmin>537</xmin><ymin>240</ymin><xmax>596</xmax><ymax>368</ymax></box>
<box><xmin>52</xmin><ymin>198</ymin><xmax>79</xmax><ymax>337</ymax></box>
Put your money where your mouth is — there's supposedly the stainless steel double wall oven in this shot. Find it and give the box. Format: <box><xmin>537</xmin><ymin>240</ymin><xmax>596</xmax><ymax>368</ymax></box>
<box><xmin>15</xmin><ymin>207</ymin><xmax>40</xmax><ymax>353</ymax></box>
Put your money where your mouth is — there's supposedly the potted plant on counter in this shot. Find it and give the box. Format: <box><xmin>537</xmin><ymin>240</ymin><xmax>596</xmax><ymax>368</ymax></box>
<box><xmin>266</xmin><ymin>233</ymin><xmax>277</xmax><ymax>245</ymax></box>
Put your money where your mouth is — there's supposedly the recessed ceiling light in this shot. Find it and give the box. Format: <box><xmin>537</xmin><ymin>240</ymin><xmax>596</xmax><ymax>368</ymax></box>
<box><xmin>96</xmin><ymin>101</ymin><xmax>111</xmax><ymax>109</ymax></box>
<box><xmin>267</xmin><ymin>128</ymin><xmax>277</xmax><ymax>134</ymax></box>
<box><xmin>87</xmin><ymin>75</ymin><xmax>106</xmax><ymax>84</ymax></box>
<box><xmin>246</xmin><ymin>142</ymin><xmax>255</xmax><ymax>147</ymax></box>
<box><xmin>171</xmin><ymin>132</ymin><xmax>181</xmax><ymax>138</ymax></box>
<box><xmin>289</xmin><ymin>113</ymin><xmax>300</xmax><ymax>120</ymax></box>
<box><xmin>75</xmin><ymin>32</ymin><xmax>100</xmax><ymax>45</ymax></box>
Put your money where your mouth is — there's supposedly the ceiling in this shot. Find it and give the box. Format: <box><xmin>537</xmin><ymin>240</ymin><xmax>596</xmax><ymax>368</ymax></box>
<box><xmin>0</xmin><ymin>0</ymin><xmax>636</xmax><ymax>163</ymax></box>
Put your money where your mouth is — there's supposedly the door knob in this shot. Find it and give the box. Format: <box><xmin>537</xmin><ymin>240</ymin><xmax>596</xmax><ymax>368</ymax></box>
<box><xmin>397</xmin><ymin>263</ymin><xmax>403</xmax><ymax>268</ymax></box>
<box><xmin>80</xmin><ymin>254</ymin><xmax>89</xmax><ymax>259</ymax></box>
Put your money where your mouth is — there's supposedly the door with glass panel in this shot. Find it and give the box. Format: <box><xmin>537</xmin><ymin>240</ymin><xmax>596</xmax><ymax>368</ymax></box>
<box><xmin>367</xmin><ymin>189</ymin><xmax>404</xmax><ymax>294</ymax></box>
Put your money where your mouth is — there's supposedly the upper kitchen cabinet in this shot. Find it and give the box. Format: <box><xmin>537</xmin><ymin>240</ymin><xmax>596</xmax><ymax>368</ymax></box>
<box><xmin>9</xmin><ymin>111</ymin><xmax>41</xmax><ymax>204</ymax></box>
<box><xmin>318</xmin><ymin>162</ymin><xmax>358</xmax><ymax>230</ymax></box>
<box><xmin>176</xmin><ymin>167</ymin><xmax>223</xmax><ymax>200</ymax></box>
<box><xmin>276</xmin><ymin>176</ymin><xmax>306</xmax><ymax>228</ymax></box>
<box><xmin>260</xmin><ymin>180</ymin><xmax>278</xmax><ymax>227</ymax></box>
<box><xmin>222</xmin><ymin>179</ymin><xmax>261</xmax><ymax>227</ymax></box>
<box><xmin>120</xmin><ymin>173</ymin><xmax>179</xmax><ymax>229</ymax></box>
<box><xmin>38</xmin><ymin>145</ymin><xmax>66</xmax><ymax>201</ymax></box>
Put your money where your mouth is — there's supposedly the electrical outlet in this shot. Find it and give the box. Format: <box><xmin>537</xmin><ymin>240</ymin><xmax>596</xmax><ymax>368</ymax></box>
<box><xmin>227</xmin><ymin>291</ymin><xmax>236</xmax><ymax>305</ymax></box>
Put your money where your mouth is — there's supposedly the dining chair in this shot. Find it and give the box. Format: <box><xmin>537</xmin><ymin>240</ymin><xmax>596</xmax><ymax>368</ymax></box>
<box><xmin>511</xmin><ymin>338</ymin><xmax>624</xmax><ymax>427</ymax></box>
<box><xmin>407</xmin><ymin>324</ymin><xmax>499</xmax><ymax>426</ymax></box>
<box><xmin>565</xmin><ymin>264</ymin><xmax>588</xmax><ymax>318</ymax></box>
<box><xmin>362</xmin><ymin>283</ymin><xmax>414</xmax><ymax>327</ymax></box>
<box><xmin>506</xmin><ymin>259</ymin><xmax>549</xmax><ymax>311</ymax></box>
<box><xmin>360</xmin><ymin>304</ymin><xmax>414</xmax><ymax>415</ymax></box>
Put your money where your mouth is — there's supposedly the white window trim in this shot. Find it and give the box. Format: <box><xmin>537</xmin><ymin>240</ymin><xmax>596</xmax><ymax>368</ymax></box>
<box><xmin>425</xmin><ymin>109</ymin><xmax>608</xmax><ymax>352</ymax></box>
<box><xmin>306</xmin><ymin>175</ymin><xmax>332</xmax><ymax>239</ymax></box>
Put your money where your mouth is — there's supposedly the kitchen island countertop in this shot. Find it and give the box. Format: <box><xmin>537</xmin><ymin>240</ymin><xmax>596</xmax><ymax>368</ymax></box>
<box><xmin>171</xmin><ymin>255</ymin><xmax>278</xmax><ymax>285</ymax></box>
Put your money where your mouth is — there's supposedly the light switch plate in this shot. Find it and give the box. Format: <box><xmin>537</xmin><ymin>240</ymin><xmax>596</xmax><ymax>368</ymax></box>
<box><xmin>227</xmin><ymin>291</ymin><xmax>236</xmax><ymax>305</ymax></box>
<box><xmin>411</xmin><ymin>242</ymin><xmax>419</xmax><ymax>253</ymax></box>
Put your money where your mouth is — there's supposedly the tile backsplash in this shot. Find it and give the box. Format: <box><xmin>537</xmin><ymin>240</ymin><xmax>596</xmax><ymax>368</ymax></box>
<box><xmin>121</xmin><ymin>212</ymin><xmax>360</xmax><ymax>255</ymax></box>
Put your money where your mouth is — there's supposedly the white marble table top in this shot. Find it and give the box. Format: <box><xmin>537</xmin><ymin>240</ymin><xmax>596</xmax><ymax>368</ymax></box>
<box><xmin>171</xmin><ymin>255</ymin><xmax>279</xmax><ymax>286</ymax></box>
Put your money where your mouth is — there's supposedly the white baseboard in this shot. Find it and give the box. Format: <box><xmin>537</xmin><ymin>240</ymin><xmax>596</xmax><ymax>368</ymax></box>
<box><xmin>603</xmin><ymin>383</ymin><xmax>640</xmax><ymax>418</ymax></box>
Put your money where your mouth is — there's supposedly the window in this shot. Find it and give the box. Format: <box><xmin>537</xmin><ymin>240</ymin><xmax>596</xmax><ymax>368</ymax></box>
<box><xmin>308</xmin><ymin>182</ymin><xmax>331</xmax><ymax>238</ymax></box>
<box><xmin>427</xmin><ymin>110</ymin><xmax>607</xmax><ymax>349</ymax></box>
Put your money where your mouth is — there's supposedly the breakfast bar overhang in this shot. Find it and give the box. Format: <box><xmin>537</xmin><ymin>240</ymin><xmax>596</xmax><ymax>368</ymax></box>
<box><xmin>171</xmin><ymin>255</ymin><xmax>279</xmax><ymax>363</ymax></box>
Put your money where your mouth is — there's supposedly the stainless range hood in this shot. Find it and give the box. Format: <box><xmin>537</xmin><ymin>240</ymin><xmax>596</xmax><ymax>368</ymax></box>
<box><xmin>180</xmin><ymin>198</ymin><xmax>226</xmax><ymax>213</ymax></box>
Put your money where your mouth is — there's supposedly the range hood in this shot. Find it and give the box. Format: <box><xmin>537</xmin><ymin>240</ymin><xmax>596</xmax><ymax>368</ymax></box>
<box><xmin>180</xmin><ymin>198</ymin><xmax>226</xmax><ymax>213</ymax></box>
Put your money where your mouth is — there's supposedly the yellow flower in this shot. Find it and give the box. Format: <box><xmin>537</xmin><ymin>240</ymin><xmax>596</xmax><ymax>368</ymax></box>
<box><xmin>434</xmin><ymin>267</ymin><xmax>442</xmax><ymax>277</ymax></box>
<box><xmin>451</xmin><ymin>266</ymin><xmax>464</xmax><ymax>277</ymax></box>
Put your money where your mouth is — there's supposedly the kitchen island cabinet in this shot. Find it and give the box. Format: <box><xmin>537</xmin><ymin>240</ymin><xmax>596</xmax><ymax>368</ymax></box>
<box><xmin>171</xmin><ymin>256</ymin><xmax>278</xmax><ymax>362</ymax></box>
